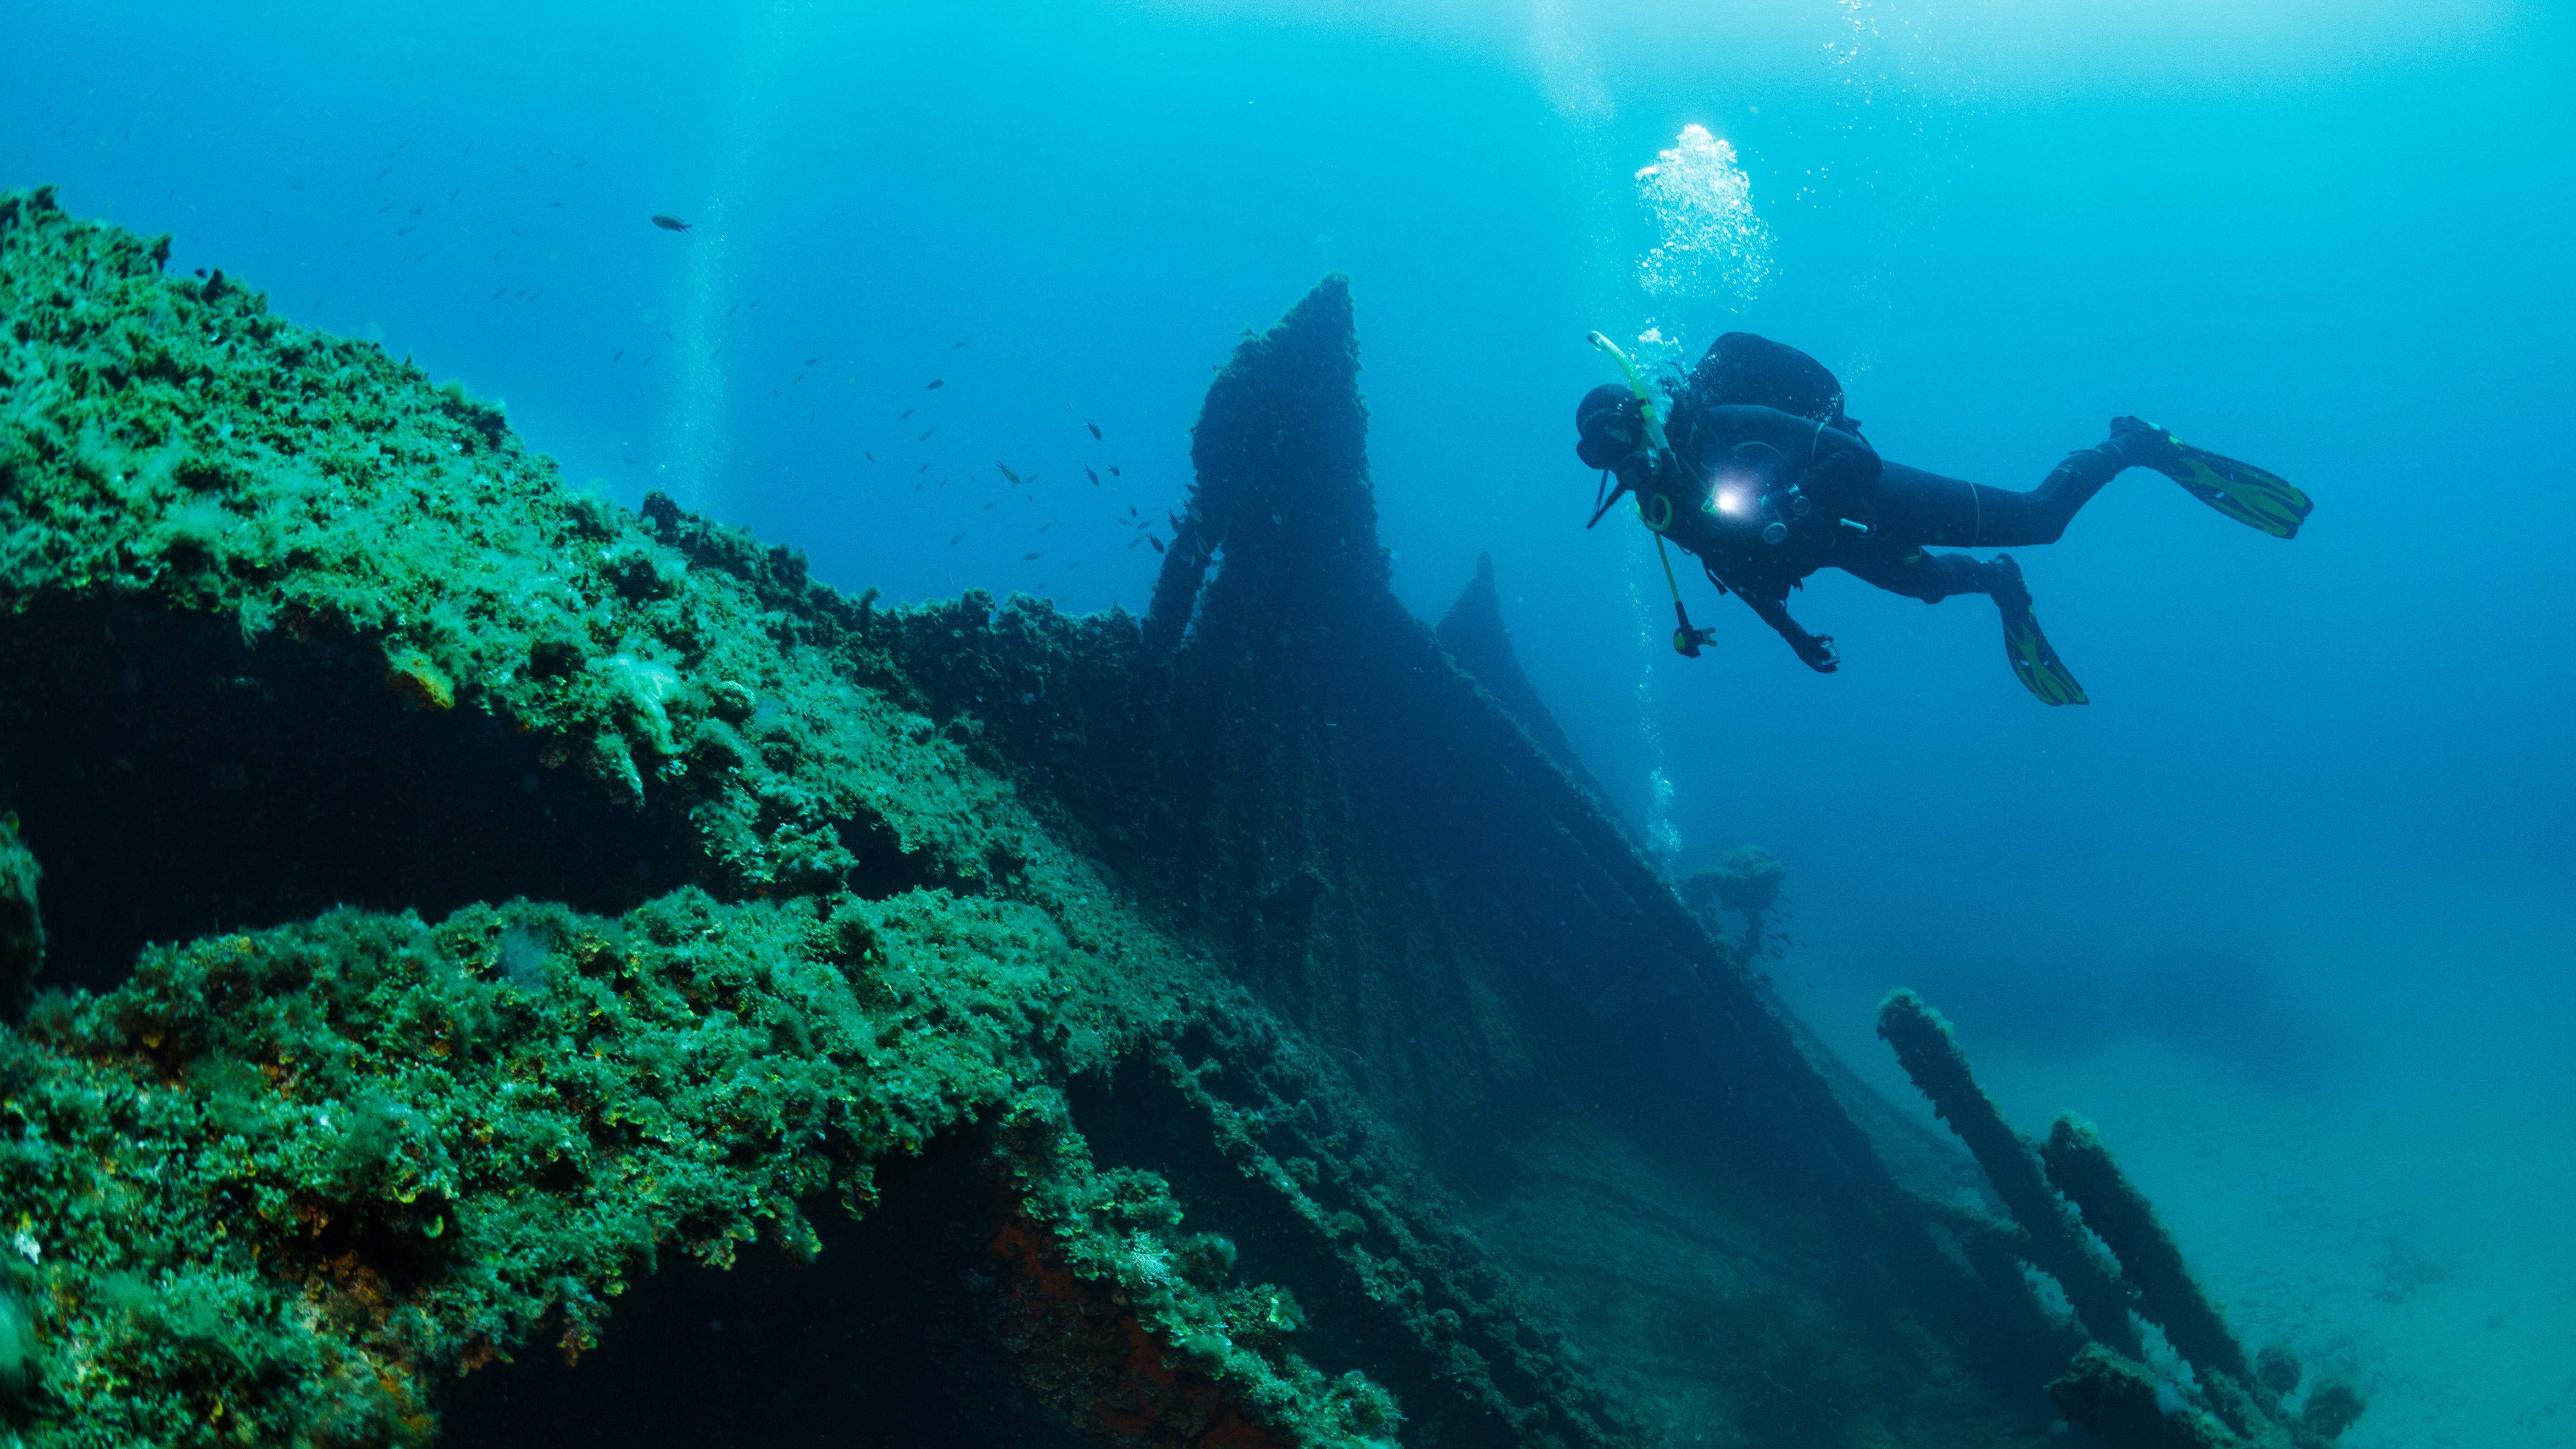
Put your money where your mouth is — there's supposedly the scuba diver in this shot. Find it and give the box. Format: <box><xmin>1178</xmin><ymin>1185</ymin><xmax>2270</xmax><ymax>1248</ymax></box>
<box><xmin>1573</xmin><ymin>332</ymin><xmax>2311</xmax><ymax>704</ymax></box>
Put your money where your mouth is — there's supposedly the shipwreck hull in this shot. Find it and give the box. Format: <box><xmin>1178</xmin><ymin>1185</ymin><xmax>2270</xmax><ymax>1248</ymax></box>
<box><xmin>0</xmin><ymin>185</ymin><xmax>2107</xmax><ymax>1449</ymax></box>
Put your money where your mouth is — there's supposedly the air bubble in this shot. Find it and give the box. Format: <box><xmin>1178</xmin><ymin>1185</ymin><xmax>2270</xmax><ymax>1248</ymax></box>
<box><xmin>1635</xmin><ymin>124</ymin><xmax>1775</xmax><ymax>306</ymax></box>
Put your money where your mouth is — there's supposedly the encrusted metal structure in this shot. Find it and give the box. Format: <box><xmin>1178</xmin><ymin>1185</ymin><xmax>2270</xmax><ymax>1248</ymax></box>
<box><xmin>0</xmin><ymin>188</ymin><xmax>2343</xmax><ymax>1449</ymax></box>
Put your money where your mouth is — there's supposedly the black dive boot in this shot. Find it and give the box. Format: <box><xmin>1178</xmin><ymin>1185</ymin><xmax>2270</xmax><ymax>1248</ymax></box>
<box><xmin>1985</xmin><ymin>554</ymin><xmax>2087</xmax><ymax>706</ymax></box>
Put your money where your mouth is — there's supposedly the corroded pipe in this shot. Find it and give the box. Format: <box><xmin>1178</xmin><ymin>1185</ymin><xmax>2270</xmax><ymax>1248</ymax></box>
<box><xmin>2043</xmin><ymin>1114</ymin><xmax>2253</xmax><ymax>1389</ymax></box>
<box><xmin>1876</xmin><ymin>989</ymin><xmax>2143</xmax><ymax>1355</ymax></box>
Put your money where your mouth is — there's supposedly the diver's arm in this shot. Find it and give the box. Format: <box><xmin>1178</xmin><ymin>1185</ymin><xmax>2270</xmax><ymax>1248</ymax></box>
<box><xmin>1740</xmin><ymin>589</ymin><xmax>1840</xmax><ymax>673</ymax></box>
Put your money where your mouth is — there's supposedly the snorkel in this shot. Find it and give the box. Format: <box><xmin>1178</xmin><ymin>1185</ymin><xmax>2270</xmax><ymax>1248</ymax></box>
<box><xmin>1588</xmin><ymin>330</ymin><xmax>1669</xmax><ymax>454</ymax></box>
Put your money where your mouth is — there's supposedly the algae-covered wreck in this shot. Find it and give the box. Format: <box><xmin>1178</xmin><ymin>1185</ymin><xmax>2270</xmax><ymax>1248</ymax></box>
<box><xmin>0</xmin><ymin>186</ymin><xmax>2346</xmax><ymax>1449</ymax></box>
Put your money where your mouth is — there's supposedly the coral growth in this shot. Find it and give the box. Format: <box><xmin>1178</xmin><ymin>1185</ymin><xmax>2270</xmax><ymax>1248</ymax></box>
<box><xmin>0</xmin><ymin>184</ymin><xmax>995</xmax><ymax>900</ymax></box>
<box><xmin>0</xmin><ymin>889</ymin><xmax>1156</xmax><ymax>1444</ymax></box>
<box><xmin>1675</xmin><ymin>844</ymin><xmax>1789</xmax><ymax>960</ymax></box>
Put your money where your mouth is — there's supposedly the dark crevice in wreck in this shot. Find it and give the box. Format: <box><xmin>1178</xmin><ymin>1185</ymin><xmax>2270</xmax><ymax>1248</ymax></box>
<box><xmin>835</xmin><ymin>808</ymin><xmax>979</xmax><ymax>901</ymax></box>
<box><xmin>433</xmin><ymin>1136</ymin><xmax>1083</xmax><ymax>1449</ymax></box>
<box><xmin>0</xmin><ymin>605</ymin><xmax>698</xmax><ymax>998</ymax></box>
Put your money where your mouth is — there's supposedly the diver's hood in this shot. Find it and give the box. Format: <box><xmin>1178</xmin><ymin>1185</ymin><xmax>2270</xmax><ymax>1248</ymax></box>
<box><xmin>1575</xmin><ymin>384</ymin><xmax>1642</xmax><ymax>470</ymax></box>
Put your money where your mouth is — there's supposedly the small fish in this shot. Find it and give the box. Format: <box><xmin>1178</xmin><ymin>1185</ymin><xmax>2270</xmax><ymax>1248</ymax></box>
<box><xmin>918</xmin><ymin>463</ymin><xmax>930</xmax><ymax>474</ymax></box>
<box><xmin>997</xmin><ymin>462</ymin><xmax>1021</xmax><ymax>484</ymax></box>
<box><xmin>918</xmin><ymin>428</ymin><xmax>934</xmax><ymax>441</ymax></box>
<box><xmin>650</xmin><ymin>214</ymin><xmax>692</xmax><ymax>232</ymax></box>
<box><xmin>902</xmin><ymin>408</ymin><xmax>915</xmax><ymax>419</ymax></box>
<box><xmin>1108</xmin><ymin>465</ymin><xmax>1121</xmax><ymax>477</ymax></box>
<box><xmin>1023</xmin><ymin>552</ymin><xmax>1043</xmax><ymax>561</ymax></box>
<box><xmin>804</xmin><ymin>356</ymin><xmax>821</xmax><ymax>365</ymax></box>
<box><xmin>748</xmin><ymin>298</ymin><xmax>760</xmax><ymax>309</ymax></box>
<box><xmin>1085</xmin><ymin>467</ymin><xmax>1099</xmax><ymax>485</ymax></box>
<box><xmin>490</xmin><ymin>286</ymin><xmax>506</xmax><ymax>300</ymax></box>
<box><xmin>1127</xmin><ymin>505</ymin><xmax>1138</xmax><ymax>516</ymax></box>
<box><xmin>926</xmin><ymin>379</ymin><xmax>945</xmax><ymax>390</ymax></box>
<box><xmin>1148</xmin><ymin>535</ymin><xmax>1165</xmax><ymax>553</ymax></box>
<box><xmin>983</xmin><ymin>501</ymin><xmax>997</xmax><ymax>510</ymax></box>
<box><xmin>1086</xmin><ymin>420</ymin><xmax>1102</xmax><ymax>441</ymax></box>
<box><xmin>611</xmin><ymin>349</ymin><xmax>624</xmax><ymax>362</ymax></box>
<box><xmin>950</xmin><ymin>533</ymin><xmax>966</xmax><ymax>544</ymax></box>
<box><xmin>865</xmin><ymin>451</ymin><xmax>874</xmax><ymax>462</ymax></box>
<box><xmin>1128</xmin><ymin>536</ymin><xmax>1146</xmax><ymax>549</ymax></box>
<box><xmin>622</xmin><ymin>455</ymin><xmax>639</xmax><ymax>464</ymax></box>
<box><xmin>955</xmin><ymin>340</ymin><xmax>967</xmax><ymax>348</ymax></box>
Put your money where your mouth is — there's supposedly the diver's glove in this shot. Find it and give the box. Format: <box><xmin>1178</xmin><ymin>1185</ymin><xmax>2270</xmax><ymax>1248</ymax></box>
<box><xmin>1796</xmin><ymin>633</ymin><xmax>1840</xmax><ymax>673</ymax></box>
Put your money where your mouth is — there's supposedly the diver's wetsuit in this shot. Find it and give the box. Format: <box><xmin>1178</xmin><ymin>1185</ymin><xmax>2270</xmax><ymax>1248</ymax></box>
<box><xmin>1605</xmin><ymin>337</ymin><xmax>2145</xmax><ymax>671</ymax></box>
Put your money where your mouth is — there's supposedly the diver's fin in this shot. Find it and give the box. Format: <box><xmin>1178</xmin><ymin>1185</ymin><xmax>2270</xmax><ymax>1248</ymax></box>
<box><xmin>2120</xmin><ymin>421</ymin><xmax>2311</xmax><ymax>539</ymax></box>
<box><xmin>2003</xmin><ymin>605</ymin><xmax>2087</xmax><ymax>706</ymax></box>
<box><xmin>1989</xmin><ymin>555</ymin><xmax>2087</xmax><ymax>706</ymax></box>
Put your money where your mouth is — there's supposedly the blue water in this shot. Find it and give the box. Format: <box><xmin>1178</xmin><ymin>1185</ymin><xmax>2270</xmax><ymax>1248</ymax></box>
<box><xmin>9</xmin><ymin>2</ymin><xmax>2572</xmax><ymax>1442</ymax></box>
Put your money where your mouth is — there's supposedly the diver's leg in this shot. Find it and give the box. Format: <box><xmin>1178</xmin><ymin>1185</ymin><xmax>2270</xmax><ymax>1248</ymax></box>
<box><xmin>1836</xmin><ymin>540</ymin><xmax>2013</xmax><ymax>603</ymax></box>
<box><xmin>1877</xmin><ymin>423</ymin><xmax>2167</xmax><ymax>548</ymax></box>
<box><xmin>1837</xmin><ymin>546</ymin><xmax>2087</xmax><ymax>704</ymax></box>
